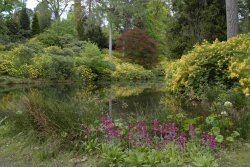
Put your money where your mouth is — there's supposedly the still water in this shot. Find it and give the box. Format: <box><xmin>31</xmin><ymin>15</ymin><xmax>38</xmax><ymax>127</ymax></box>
<box><xmin>0</xmin><ymin>81</ymin><xmax>250</xmax><ymax>139</ymax></box>
<box><xmin>0</xmin><ymin>81</ymin><xmax>212</xmax><ymax>119</ymax></box>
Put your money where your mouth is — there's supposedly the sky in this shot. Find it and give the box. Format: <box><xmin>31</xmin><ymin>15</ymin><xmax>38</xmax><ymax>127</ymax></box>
<box><xmin>26</xmin><ymin>0</ymin><xmax>70</xmax><ymax>19</ymax></box>
<box><xmin>26</xmin><ymin>0</ymin><xmax>38</xmax><ymax>10</ymax></box>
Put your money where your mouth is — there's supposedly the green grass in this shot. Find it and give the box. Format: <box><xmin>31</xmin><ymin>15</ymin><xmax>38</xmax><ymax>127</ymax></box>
<box><xmin>0</xmin><ymin>124</ymin><xmax>98</xmax><ymax>167</ymax></box>
<box><xmin>219</xmin><ymin>141</ymin><xmax>250</xmax><ymax>167</ymax></box>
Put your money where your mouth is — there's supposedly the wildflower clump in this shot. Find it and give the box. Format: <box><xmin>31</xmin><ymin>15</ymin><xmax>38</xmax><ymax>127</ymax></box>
<box><xmin>84</xmin><ymin>113</ymin><xmax>218</xmax><ymax>150</ymax></box>
<box><xmin>83</xmin><ymin>113</ymin><xmax>221</xmax><ymax>166</ymax></box>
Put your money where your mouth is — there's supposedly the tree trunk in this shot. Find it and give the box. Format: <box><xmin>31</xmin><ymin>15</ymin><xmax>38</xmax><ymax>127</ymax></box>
<box><xmin>226</xmin><ymin>0</ymin><xmax>239</xmax><ymax>39</ymax></box>
<box><xmin>74</xmin><ymin>0</ymin><xmax>85</xmax><ymax>40</ymax></box>
<box><xmin>109</xmin><ymin>21</ymin><xmax>112</xmax><ymax>60</ymax></box>
<box><xmin>88</xmin><ymin>0</ymin><xmax>92</xmax><ymax>16</ymax></box>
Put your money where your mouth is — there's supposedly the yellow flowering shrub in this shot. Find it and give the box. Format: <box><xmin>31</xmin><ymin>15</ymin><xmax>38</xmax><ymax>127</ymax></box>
<box><xmin>19</xmin><ymin>64</ymin><xmax>40</xmax><ymax>79</ymax></box>
<box><xmin>0</xmin><ymin>59</ymin><xmax>18</xmax><ymax>76</ymax></box>
<box><xmin>74</xmin><ymin>65</ymin><xmax>96</xmax><ymax>81</ymax></box>
<box><xmin>103</xmin><ymin>54</ymin><xmax>154</xmax><ymax>80</ymax></box>
<box><xmin>229</xmin><ymin>56</ymin><xmax>250</xmax><ymax>94</ymax></box>
<box><xmin>0</xmin><ymin>52</ymin><xmax>18</xmax><ymax>76</ymax></box>
<box><xmin>166</xmin><ymin>33</ymin><xmax>250</xmax><ymax>94</ymax></box>
<box><xmin>112</xmin><ymin>62</ymin><xmax>154</xmax><ymax>80</ymax></box>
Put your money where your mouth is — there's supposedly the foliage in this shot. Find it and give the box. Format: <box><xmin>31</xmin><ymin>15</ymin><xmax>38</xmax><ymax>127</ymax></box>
<box><xmin>36</xmin><ymin>20</ymin><xmax>76</xmax><ymax>47</ymax></box>
<box><xmin>0</xmin><ymin>59</ymin><xmax>17</xmax><ymax>76</ymax></box>
<box><xmin>19</xmin><ymin>8</ymin><xmax>31</xmax><ymax>38</ymax></box>
<box><xmin>19</xmin><ymin>8</ymin><xmax>31</xmax><ymax>31</ymax></box>
<box><xmin>239</xmin><ymin>0</ymin><xmax>250</xmax><ymax>33</ymax></box>
<box><xmin>32</xmin><ymin>12</ymin><xmax>40</xmax><ymax>35</ymax></box>
<box><xmin>116</xmin><ymin>28</ymin><xmax>159</xmax><ymax>68</ymax></box>
<box><xmin>35</xmin><ymin>0</ymin><xmax>51</xmax><ymax>32</ymax></box>
<box><xmin>84</xmin><ymin>18</ymin><xmax>107</xmax><ymax>48</ymax></box>
<box><xmin>112</xmin><ymin>62</ymin><xmax>154</xmax><ymax>81</ymax></box>
<box><xmin>0</xmin><ymin>35</ymin><xmax>156</xmax><ymax>82</ymax></box>
<box><xmin>74</xmin><ymin>0</ymin><xmax>85</xmax><ymax>40</ymax></box>
<box><xmin>167</xmin><ymin>0</ymin><xmax>227</xmax><ymax>58</ymax></box>
<box><xmin>144</xmin><ymin>0</ymin><xmax>169</xmax><ymax>54</ymax></box>
<box><xmin>6</xmin><ymin>90</ymin><xmax>103</xmax><ymax>148</ymax></box>
<box><xmin>100</xmin><ymin>143</ymin><xmax>126</xmax><ymax>166</ymax></box>
<box><xmin>77</xmin><ymin>42</ymin><xmax>115</xmax><ymax>78</ymax></box>
<box><xmin>165</xmin><ymin>33</ymin><xmax>250</xmax><ymax>94</ymax></box>
<box><xmin>84</xmin><ymin>113</ymin><xmax>219</xmax><ymax>167</ymax></box>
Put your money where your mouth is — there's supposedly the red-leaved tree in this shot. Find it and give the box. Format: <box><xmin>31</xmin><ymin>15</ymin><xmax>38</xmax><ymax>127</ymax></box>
<box><xmin>116</xmin><ymin>28</ymin><xmax>158</xmax><ymax>68</ymax></box>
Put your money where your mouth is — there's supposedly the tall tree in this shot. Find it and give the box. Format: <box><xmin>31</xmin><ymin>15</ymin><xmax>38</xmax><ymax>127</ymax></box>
<box><xmin>74</xmin><ymin>0</ymin><xmax>85</xmax><ymax>40</ymax></box>
<box><xmin>19</xmin><ymin>7</ymin><xmax>30</xmax><ymax>30</ymax></box>
<box><xmin>0</xmin><ymin>0</ymin><xmax>22</xmax><ymax>14</ymax></box>
<box><xmin>96</xmin><ymin>0</ymin><xmax>120</xmax><ymax>58</ymax></box>
<box><xmin>144</xmin><ymin>0</ymin><xmax>169</xmax><ymax>54</ymax></box>
<box><xmin>32</xmin><ymin>12</ymin><xmax>40</xmax><ymax>35</ymax></box>
<box><xmin>39</xmin><ymin>0</ymin><xmax>71</xmax><ymax>20</ymax></box>
<box><xmin>226</xmin><ymin>0</ymin><xmax>240</xmax><ymax>39</ymax></box>
<box><xmin>167</xmin><ymin>0</ymin><xmax>227</xmax><ymax>58</ymax></box>
<box><xmin>35</xmin><ymin>0</ymin><xmax>51</xmax><ymax>32</ymax></box>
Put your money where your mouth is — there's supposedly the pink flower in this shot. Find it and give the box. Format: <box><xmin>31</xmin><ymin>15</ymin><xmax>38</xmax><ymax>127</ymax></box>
<box><xmin>201</xmin><ymin>133</ymin><xmax>216</xmax><ymax>148</ymax></box>
<box><xmin>176</xmin><ymin>133</ymin><xmax>186</xmax><ymax>148</ymax></box>
<box><xmin>189</xmin><ymin>124</ymin><xmax>196</xmax><ymax>137</ymax></box>
<box><xmin>85</xmin><ymin>127</ymin><xmax>91</xmax><ymax>135</ymax></box>
<box><xmin>128</xmin><ymin>123</ymin><xmax>134</xmax><ymax>129</ymax></box>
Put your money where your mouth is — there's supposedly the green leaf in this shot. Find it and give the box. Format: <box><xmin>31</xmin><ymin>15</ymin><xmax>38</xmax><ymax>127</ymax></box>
<box><xmin>231</xmin><ymin>131</ymin><xmax>240</xmax><ymax>138</ymax></box>
<box><xmin>226</xmin><ymin>136</ymin><xmax>234</xmax><ymax>142</ymax></box>
<box><xmin>215</xmin><ymin>135</ymin><xmax>224</xmax><ymax>143</ymax></box>
<box><xmin>211</xmin><ymin>127</ymin><xmax>220</xmax><ymax>135</ymax></box>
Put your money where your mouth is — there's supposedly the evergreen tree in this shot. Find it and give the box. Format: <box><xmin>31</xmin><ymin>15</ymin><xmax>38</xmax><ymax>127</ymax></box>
<box><xmin>84</xmin><ymin>21</ymin><xmax>107</xmax><ymax>48</ymax></box>
<box><xmin>19</xmin><ymin>8</ymin><xmax>30</xmax><ymax>30</ymax></box>
<box><xmin>166</xmin><ymin>0</ymin><xmax>227</xmax><ymax>58</ymax></box>
<box><xmin>32</xmin><ymin>12</ymin><xmax>40</xmax><ymax>35</ymax></box>
<box><xmin>35</xmin><ymin>0</ymin><xmax>51</xmax><ymax>32</ymax></box>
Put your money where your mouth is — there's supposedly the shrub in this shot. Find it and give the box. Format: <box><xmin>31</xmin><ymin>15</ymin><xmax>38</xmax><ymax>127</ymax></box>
<box><xmin>35</xmin><ymin>20</ymin><xmax>76</xmax><ymax>47</ymax></box>
<box><xmin>78</xmin><ymin>42</ymin><xmax>115</xmax><ymax>77</ymax></box>
<box><xmin>50</xmin><ymin>56</ymin><xmax>76</xmax><ymax>80</ymax></box>
<box><xmin>74</xmin><ymin>65</ymin><xmax>96</xmax><ymax>81</ymax></box>
<box><xmin>112</xmin><ymin>62</ymin><xmax>154</xmax><ymax>81</ymax></box>
<box><xmin>0</xmin><ymin>59</ymin><xmax>17</xmax><ymax>76</ymax></box>
<box><xmin>229</xmin><ymin>53</ymin><xmax>250</xmax><ymax>94</ymax></box>
<box><xmin>165</xmin><ymin>33</ymin><xmax>250</xmax><ymax>94</ymax></box>
<box><xmin>31</xmin><ymin>54</ymin><xmax>53</xmax><ymax>78</ymax></box>
<box><xmin>45</xmin><ymin>46</ymin><xmax>64</xmax><ymax>55</ymax></box>
<box><xmin>116</xmin><ymin>28</ymin><xmax>159</xmax><ymax>68</ymax></box>
<box><xmin>0</xmin><ymin>52</ymin><xmax>18</xmax><ymax>76</ymax></box>
<box><xmin>18</xmin><ymin>64</ymin><xmax>40</xmax><ymax>79</ymax></box>
<box><xmin>13</xmin><ymin>44</ymin><xmax>35</xmax><ymax>65</ymax></box>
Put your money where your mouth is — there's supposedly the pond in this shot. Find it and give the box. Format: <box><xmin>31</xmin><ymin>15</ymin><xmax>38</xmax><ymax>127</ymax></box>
<box><xmin>0</xmin><ymin>81</ymin><xmax>212</xmax><ymax>120</ymax></box>
<box><xmin>0</xmin><ymin>81</ymin><xmax>249</xmax><ymax>142</ymax></box>
<box><xmin>0</xmin><ymin>82</ymin><xmax>250</xmax><ymax>166</ymax></box>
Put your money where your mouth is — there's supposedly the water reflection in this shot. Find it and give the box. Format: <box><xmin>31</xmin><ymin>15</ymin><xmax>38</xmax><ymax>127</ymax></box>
<box><xmin>0</xmin><ymin>82</ymin><xmax>212</xmax><ymax>120</ymax></box>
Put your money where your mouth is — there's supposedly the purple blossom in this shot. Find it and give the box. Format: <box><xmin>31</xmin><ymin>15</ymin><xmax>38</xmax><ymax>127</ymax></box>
<box><xmin>85</xmin><ymin>127</ymin><xmax>91</xmax><ymax>136</ymax></box>
<box><xmin>176</xmin><ymin>133</ymin><xmax>186</xmax><ymax>148</ymax></box>
<box><xmin>86</xmin><ymin>113</ymin><xmax>219</xmax><ymax>150</ymax></box>
<box><xmin>189</xmin><ymin>124</ymin><xmax>196</xmax><ymax>137</ymax></box>
<box><xmin>201</xmin><ymin>133</ymin><xmax>216</xmax><ymax>148</ymax></box>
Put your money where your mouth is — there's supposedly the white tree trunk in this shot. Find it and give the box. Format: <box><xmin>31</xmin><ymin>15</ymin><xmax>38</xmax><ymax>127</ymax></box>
<box><xmin>109</xmin><ymin>21</ymin><xmax>112</xmax><ymax>60</ymax></box>
<box><xmin>226</xmin><ymin>0</ymin><xmax>239</xmax><ymax>39</ymax></box>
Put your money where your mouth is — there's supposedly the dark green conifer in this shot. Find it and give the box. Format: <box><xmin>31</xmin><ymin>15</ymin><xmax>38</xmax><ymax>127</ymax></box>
<box><xmin>19</xmin><ymin>8</ymin><xmax>30</xmax><ymax>30</ymax></box>
<box><xmin>32</xmin><ymin>12</ymin><xmax>40</xmax><ymax>35</ymax></box>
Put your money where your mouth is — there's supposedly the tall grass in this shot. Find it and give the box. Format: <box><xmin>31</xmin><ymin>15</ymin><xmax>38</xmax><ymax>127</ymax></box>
<box><xmin>7</xmin><ymin>91</ymin><xmax>104</xmax><ymax>150</ymax></box>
